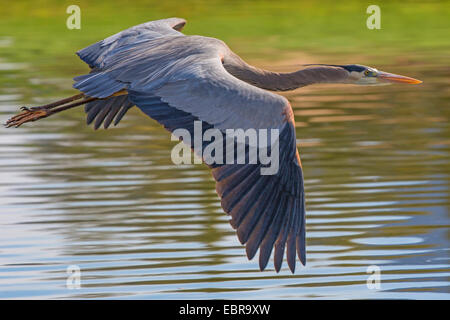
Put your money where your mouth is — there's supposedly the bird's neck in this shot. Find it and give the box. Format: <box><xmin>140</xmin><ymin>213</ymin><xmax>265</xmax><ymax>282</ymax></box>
<box><xmin>223</xmin><ymin>53</ymin><xmax>349</xmax><ymax>91</ymax></box>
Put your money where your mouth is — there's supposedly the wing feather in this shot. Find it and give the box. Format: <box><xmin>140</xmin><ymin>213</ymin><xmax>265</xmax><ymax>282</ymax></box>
<box><xmin>77</xmin><ymin>18</ymin><xmax>186</xmax><ymax>69</ymax></box>
<box><xmin>129</xmin><ymin>89</ymin><xmax>307</xmax><ymax>272</ymax></box>
<box><xmin>74</xmin><ymin>34</ymin><xmax>288</xmax><ymax>131</ymax></box>
<box><xmin>72</xmin><ymin>20</ymin><xmax>306</xmax><ymax>272</ymax></box>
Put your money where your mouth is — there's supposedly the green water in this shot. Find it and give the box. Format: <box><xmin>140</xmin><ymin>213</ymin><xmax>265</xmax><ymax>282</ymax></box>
<box><xmin>0</xmin><ymin>1</ymin><xmax>449</xmax><ymax>299</ymax></box>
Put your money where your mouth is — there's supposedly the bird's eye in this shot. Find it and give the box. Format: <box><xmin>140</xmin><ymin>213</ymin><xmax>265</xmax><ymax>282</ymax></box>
<box><xmin>364</xmin><ymin>70</ymin><xmax>370</xmax><ymax>76</ymax></box>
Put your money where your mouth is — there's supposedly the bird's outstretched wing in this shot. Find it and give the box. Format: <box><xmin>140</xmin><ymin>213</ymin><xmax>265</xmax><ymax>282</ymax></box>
<box><xmin>75</xmin><ymin>18</ymin><xmax>187</xmax><ymax>128</ymax></box>
<box><xmin>73</xmin><ymin>19</ymin><xmax>306</xmax><ymax>272</ymax></box>
<box><xmin>76</xmin><ymin>17</ymin><xmax>186</xmax><ymax>69</ymax></box>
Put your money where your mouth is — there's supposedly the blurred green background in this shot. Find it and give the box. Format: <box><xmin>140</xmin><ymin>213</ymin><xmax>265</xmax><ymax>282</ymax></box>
<box><xmin>0</xmin><ymin>0</ymin><xmax>448</xmax><ymax>77</ymax></box>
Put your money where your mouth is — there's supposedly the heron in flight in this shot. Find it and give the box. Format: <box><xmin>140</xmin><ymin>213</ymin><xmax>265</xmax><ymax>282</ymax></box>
<box><xmin>5</xmin><ymin>18</ymin><xmax>422</xmax><ymax>273</ymax></box>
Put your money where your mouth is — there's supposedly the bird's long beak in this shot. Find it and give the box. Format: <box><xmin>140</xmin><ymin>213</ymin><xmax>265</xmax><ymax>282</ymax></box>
<box><xmin>377</xmin><ymin>71</ymin><xmax>422</xmax><ymax>84</ymax></box>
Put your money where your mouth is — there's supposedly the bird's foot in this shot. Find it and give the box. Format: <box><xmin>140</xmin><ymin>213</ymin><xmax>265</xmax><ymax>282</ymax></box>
<box><xmin>20</xmin><ymin>106</ymin><xmax>46</xmax><ymax>112</ymax></box>
<box><xmin>4</xmin><ymin>106</ymin><xmax>52</xmax><ymax>128</ymax></box>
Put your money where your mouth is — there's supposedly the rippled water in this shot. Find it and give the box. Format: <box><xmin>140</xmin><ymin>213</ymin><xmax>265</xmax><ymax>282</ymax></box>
<box><xmin>0</xmin><ymin>55</ymin><xmax>449</xmax><ymax>299</ymax></box>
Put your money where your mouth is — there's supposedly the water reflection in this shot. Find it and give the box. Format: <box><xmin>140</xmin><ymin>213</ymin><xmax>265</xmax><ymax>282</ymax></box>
<box><xmin>0</xmin><ymin>57</ymin><xmax>449</xmax><ymax>299</ymax></box>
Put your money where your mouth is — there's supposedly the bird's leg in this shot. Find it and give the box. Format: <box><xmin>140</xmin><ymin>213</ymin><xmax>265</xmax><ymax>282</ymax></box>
<box><xmin>5</xmin><ymin>108</ymin><xmax>52</xmax><ymax>128</ymax></box>
<box><xmin>22</xmin><ymin>93</ymin><xmax>85</xmax><ymax>112</ymax></box>
<box><xmin>47</xmin><ymin>96</ymin><xmax>97</xmax><ymax>114</ymax></box>
<box><xmin>5</xmin><ymin>94</ymin><xmax>97</xmax><ymax>128</ymax></box>
<box><xmin>5</xmin><ymin>93</ymin><xmax>85</xmax><ymax>127</ymax></box>
<box><xmin>4</xmin><ymin>90</ymin><xmax>128</xmax><ymax>128</ymax></box>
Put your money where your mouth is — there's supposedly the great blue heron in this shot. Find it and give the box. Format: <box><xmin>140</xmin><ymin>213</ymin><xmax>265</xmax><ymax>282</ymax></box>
<box><xmin>5</xmin><ymin>18</ymin><xmax>422</xmax><ymax>273</ymax></box>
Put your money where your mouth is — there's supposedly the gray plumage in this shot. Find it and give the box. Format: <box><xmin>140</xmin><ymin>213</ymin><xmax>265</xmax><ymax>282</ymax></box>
<box><xmin>72</xmin><ymin>17</ymin><xmax>352</xmax><ymax>273</ymax></box>
<box><xmin>4</xmin><ymin>16</ymin><xmax>421</xmax><ymax>271</ymax></box>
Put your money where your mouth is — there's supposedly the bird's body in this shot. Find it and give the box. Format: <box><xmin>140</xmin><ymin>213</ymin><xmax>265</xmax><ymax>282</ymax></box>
<box><xmin>5</xmin><ymin>18</ymin><xmax>421</xmax><ymax>273</ymax></box>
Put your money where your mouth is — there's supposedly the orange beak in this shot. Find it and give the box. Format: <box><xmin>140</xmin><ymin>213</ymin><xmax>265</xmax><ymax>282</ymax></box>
<box><xmin>377</xmin><ymin>71</ymin><xmax>422</xmax><ymax>84</ymax></box>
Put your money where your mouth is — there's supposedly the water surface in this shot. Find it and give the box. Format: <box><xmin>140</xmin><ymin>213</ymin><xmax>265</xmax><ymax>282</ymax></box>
<box><xmin>0</xmin><ymin>51</ymin><xmax>449</xmax><ymax>299</ymax></box>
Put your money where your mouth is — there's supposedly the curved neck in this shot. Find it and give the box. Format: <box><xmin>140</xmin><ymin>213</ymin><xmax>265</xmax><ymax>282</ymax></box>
<box><xmin>223</xmin><ymin>53</ymin><xmax>349</xmax><ymax>91</ymax></box>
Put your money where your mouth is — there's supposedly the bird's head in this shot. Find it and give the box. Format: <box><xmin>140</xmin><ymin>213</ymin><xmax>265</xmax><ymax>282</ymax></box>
<box><xmin>339</xmin><ymin>64</ymin><xmax>422</xmax><ymax>85</ymax></box>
